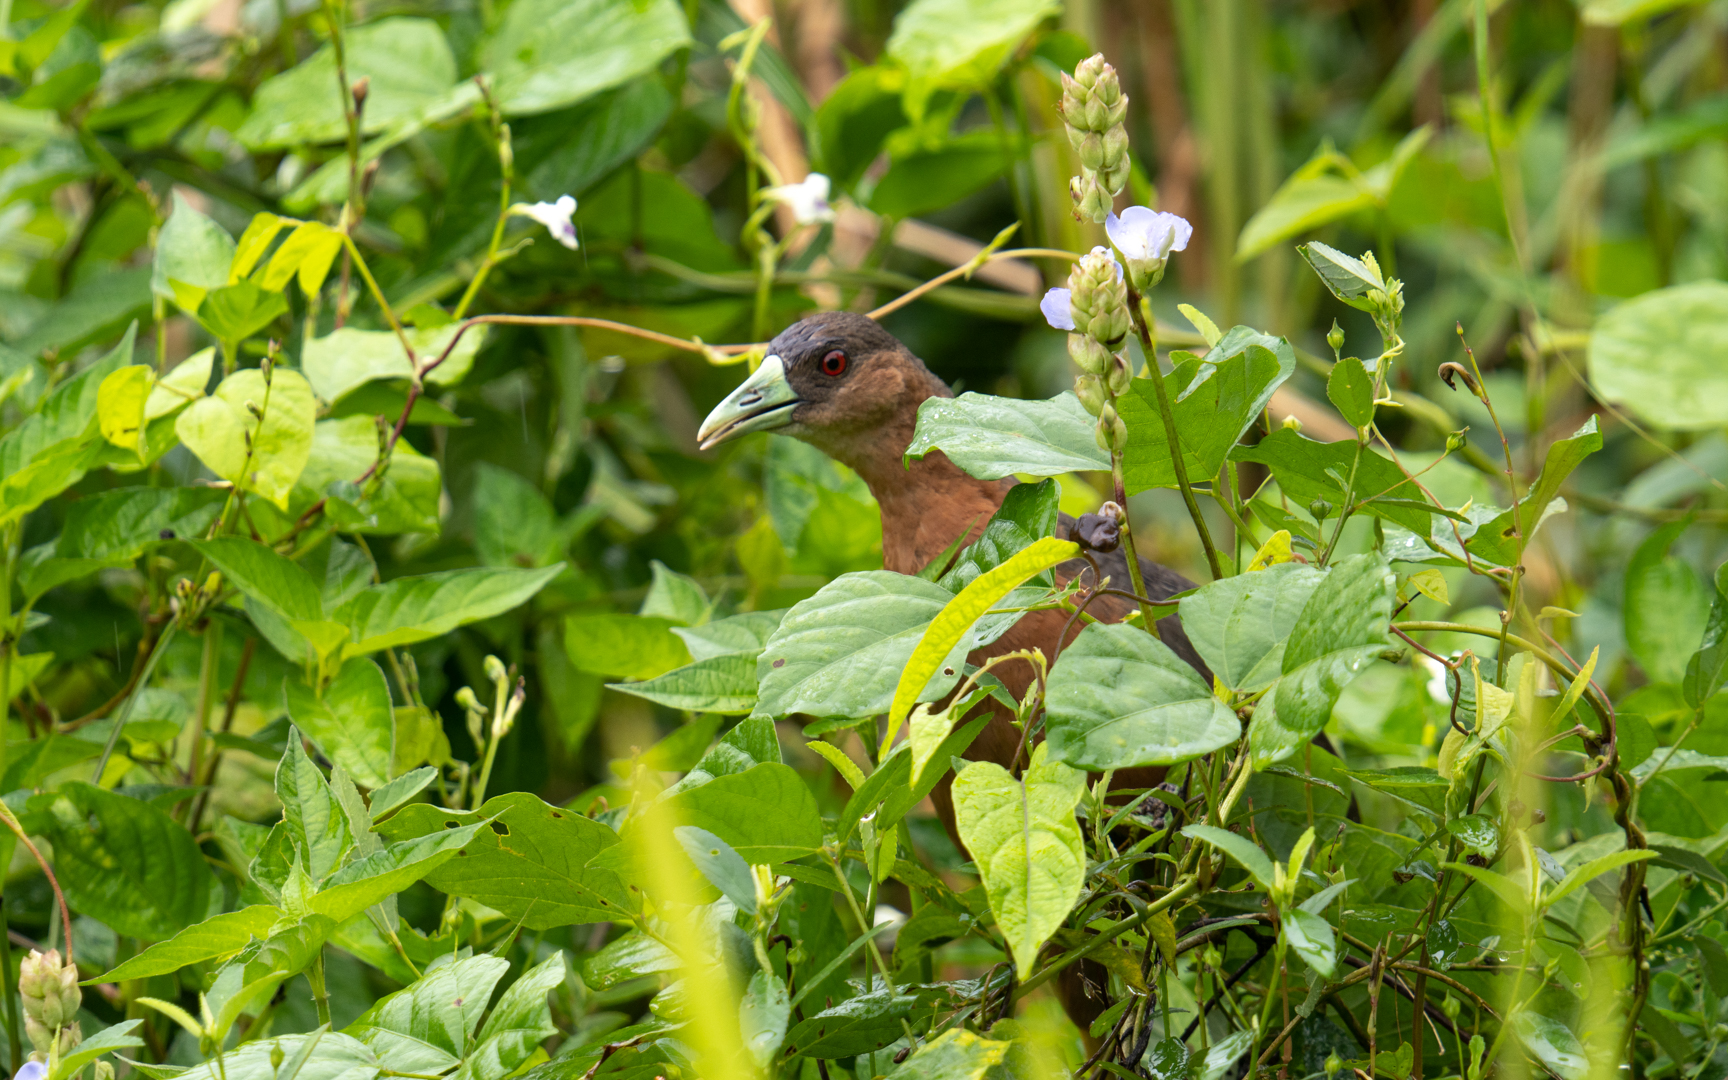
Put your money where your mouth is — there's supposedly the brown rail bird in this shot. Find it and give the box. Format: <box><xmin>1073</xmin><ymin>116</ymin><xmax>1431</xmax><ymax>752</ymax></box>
<box><xmin>696</xmin><ymin>311</ymin><xmax>1207</xmax><ymax>809</ymax></box>
<box><xmin>697</xmin><ymin>311</ymin><xmax>1205</xmax><ymax>1031</ymax></box>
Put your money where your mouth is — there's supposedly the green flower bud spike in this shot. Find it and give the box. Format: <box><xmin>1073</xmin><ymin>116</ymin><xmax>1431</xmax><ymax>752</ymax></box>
<box><xmin>1059</xmin><ymin>54</ymin><xmax>1132</xmax><ymax>222</ymax></box>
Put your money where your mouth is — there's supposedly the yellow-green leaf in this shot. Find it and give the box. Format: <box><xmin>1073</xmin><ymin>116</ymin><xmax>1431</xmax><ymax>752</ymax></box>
<box><xmin>230</xmin><ymin>213</ymin><xmax>289</xmax><ymax>283</ymax></box>
<box><xmin>175</xmin><ymin>368</ymin><xmax>316</xmax><ymax>509</ymax></box>
<box><xmin>807</xmin><ymin>741</ymin><xmax>865</xmax><ymax>791</ymax></box>
<box><xmin>1552</xmin><ymin>646</ymin><xmax>1599</xmax><ymax>726</ymax></box>
<box><xmin>1178</xmin><ymin>304</ymin><xmax>1221</xmax><ymax>347</ymax></box>
<box><xmin>263</xmin><ymin>221</ymin><xmax>344</xmax><ymax>295</ymax></box>
<box><xmin>1407</xmin><ymin>568</ymin><xmax>1449</xmax><ymax>605</ymax></box>
<box><xmin>886</xmin><ymin>535</ymin><xmax>1076</xmax><ymax>745</ymax></box>
<box><xmin>97</xmin><ymin>365</ymin><xmax>154</xmax><ymax>458</ymax></box>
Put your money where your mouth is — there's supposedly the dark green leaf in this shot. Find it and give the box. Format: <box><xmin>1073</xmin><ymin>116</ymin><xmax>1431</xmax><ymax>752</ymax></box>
<box><xmin>1045</xmin><ymin>621</ymin><xmax>1241</xmax><ymax>770</ymax></box>
<box><xmin>1249</xmin><ymin>553</ymin><xmax>1394</xmax><ymax>767</ymax></box>
<box><xmin>1232</xmin><ymin>429</ymin><xmax>1436</xmax><ymax>536</ymax></box>
<box><xmin>1465</xmin><ymin>418</ymin><xmax>1601</xmax><ymax>568</ymax></box>
<box><xmin>33</xmin><ymin>782</ymin><xmax>216</xmax><ymax>940</ymax></box>
<box><xmin>1626</xmin><ymin>520</ymin><xmax>1709</xmax><ymax>685</ymax></box>
<box><xmin>283</xmin><ymin>659</ymin><xmax>396</xmax><ymax>789</ymax></box>
<box><xmin>1326</xmin><ymin>356</ymin><xmax>1375</xmax><ymax>428</ymax></box>
<box><xmin>1121</xmin><ymin>327</ymin><xmax>1296</xmax><ymax>492</ymax></box>
<box><xmin>1177</xmin><ymin>562</ymin><xmax>1326</xmax><ymax>692</ymax></box>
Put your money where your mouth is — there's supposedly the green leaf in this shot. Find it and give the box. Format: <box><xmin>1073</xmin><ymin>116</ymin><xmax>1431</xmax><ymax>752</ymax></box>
<box><xmin>886</xmin><ymin>1029</ymin><xmax>1009</xmax><ymax>1080</ymax></box>
<box><xmin>176</xmin><ymin>368</ymin><xmax>316</xmax><ymax>510</ymax></box>
<box><xmin>672</xmin><ymin>610</ymin><xmax>786</xmax><ymax>661</ymax></box>
<box><xmin>276</xmin><ymin>733</ymin><xmax>354</xmax><ymax>884</ymax></box>
<box><xmin>1326</xmin><ymin>356</ymin><xmax>1375</xmax><ymax>428</ymax></box>
<box><xmin>639</xmin><ymin>559</ymin><xmax>711</xmax><ymax>625</ymax></box>
<box><xmin>889</xmin><ymin>536</ymin><xmax>1076</xmax><ymax>743</ymax></box>
<box><xmin>1239</xmin><ymin>176</ymin><xmax>1375</xmax><ymax>262</ymax></box>
<box><xmin>58</xmin><ymin>486</ymin><xmax>226</xmax><ymax>561</ymax></box>
<box><xmin>33</xmin><ymin>782</ymin><xmax>217</xmax><ymax>939</ymax></box>
<box><xmin>953</xmin><ymin>743</ymin><xmax>1086</xmax><ymax>978</ymax></box>
<box><xmin>937</xmin><ymin>478</ymin><xmax>1058</xmax><ymax>590</ymax></box>
<box><xmin>97</xmin><ymin>364</ymin><xmax>153</xmax><ymax>457</ymax></box>
<box><xmin>905</xmin><ymin>392</ymin><xmax>1107</xmax><ymax>480</ymax></box>
<box><xmin>190</xmin><ymin>536</ymin><xmax>325</xmax><ymax>623</ymax></box>
<box><xmin>1044</xmin><ymin>622</ymin><xmax>1241</xmax><ymax>771</ymax></box>
<box><xmin>740</xmin><ymin>970</ymin><xmax>792</xmax><ymax>1068</ymax></box>
<box><xmin>1231</xmin><ymin>429</ymin><xmax>1437</xmax><ymax>536</ymax></box>
<box><xmin>1181</xmin><ymin>825</ymin><xmax>1275</xmax><ymax>892</ymax></box>
<box><xmin>1445</xmin><ymin>814</ymin><xmax>1499</xmax><ymax>858</ymax></box>
<box><xmin>152</xmin><ymin>192</ymin><xmax>233</xmax><ymax>303</ymax></box>
<box><xmin>756</xmin><ymin>571</ymin><xmax>972</xmax><ymax>721</ymax></box>
<box><xmin>664</xmin><ymin>762</ymin><xmax>824</xmax><ymax>864</ymax></box>
<box><xmin>1543</xmin><ymin>848</ymin><xmax>1657</xmax><ymax>909</ymax></box>
<box><xmin>283</xmin><ymin>660</ymin><xmax>395</xmax><ymax>788</ymax></box>
<box><xmin>1588</xmin><ymin>278</ymin><xmax>1728</xmax><ymax>430</ymax></box>
<box><xmin>301</xmin><ymin>324</ymin><xmax>486</xmax><ymax>405</ymax></box>
<box><xmin>457</xmin><ymin>955</ymin><xmax>565</xmax><ymax>1080</ymax></box>
<box><xmin>172</xmin><ymin>1030</ymin><xmax>382</xmax><ymax>1080</ymax></box>
<box><xmin>782</xmin><ymin>990</ymin><xmax>926</xmax><ymax>1060</ymax></box>
<box><xmin>1176</xmin><ymin>562</ymin><xmax>1326</xmax><ymax>692</ymax></box>
<box><xmin>195</xmin><ymin>281</ymin><xmax>289</xmax><ymax>342</ymax></box>
<box><xmin>885</xmin><ymin>0</ymin><xmax>1060</xmax><ymax>118</ymax></box>
<box><xmin>473</xmin><ymin>462</ymin><xmax>563</xmax><ymax>567</ymax></box>
<box><xmin>484</xmin><ymin>0</ymin><xmax>691</xmax><ymax>116</ymax></box>
<box><xmin>608</xmin><ymin>654</ymin><xmax>757</xmax><ymax>714</ymax></box>
<box><xmin>339</xmin><ymin>565</ymin><xmax>562</xmax><ymax>658</ymax></box>
<box><xmin>262</xmin><ymin>222</ymin><xmax>345</xmax><ymax>295</ymax></box>
<box><xmin>346</xmin><ymin>955</ymin><xmax>509</xmax><ymax>1075</ymax></box>
<box><xmin>289</xmin><ymin>417</ymin><xmax>443</xmax><ymax>535</ymax></box>
<box><xmin>1283</xmin><ymin>908</ymin><xmax>1336</xmax><ymax>977</ymax></box>
<box><xmin>1512</xmin><ymin>1012</ymin><xmax>1588</xmax><ymax>1080</ymax></box>
<box><xmin>368</xmin><ymin>767</ymin><xmax>438</xmax><ymax>820</ymax></box>
<box><xmin>0</xmin><ymin>324</ymin><xmax>137</xmax><ymax>526</ymax></box>
<box><xmin>48</xmin><ymin>1020</ymin><xmax>145</xmax><ymax>1080</ymax></box>
<box><xmin>1297</xmin><ymin>241</ymin><xmax>1384</xmax><ymax>311</ymax></box>
<box><xmin>1250</xmin><ymin>553</ymin><xmax>1394</xmax><ymax>767</ymax></box>
<box><xmin>869</xmin><ymin>131</ymin><xmax>1020</xmax><ymax>220</ymax></box>
<box><xmin>565</xmin><ymin>613</ymin><xmax>690</xmax><ymax>680</ymax></box>
<box><xmin>376</xmin><ymin>792</ymin><xmax>633</xmax><ymax>929</ymax></box>
<box><xmin>230</xmin><ymin>213</ymin><xmax>288</xmax><ymax>282</ymax></box>
<box><xmin>1687</xmin><ymin>563</ymin><xmax>1728</xmax><ymax>708</ymax></box>
<box><xmin>676</xmin><ymin>826</ymin><xmax>757</xmax><ymax>913</ymax></box>
<box><xmin>1439</xmin><ymin>862</ymin><xmax>1530</xmax><ymax>915</ymax></box>
<box><xmin>1120</xmin><ymin>327</ymin><xmax>1296</xmax><ymax>493</ymax></box>
<box><xmin>236</xmin><ymin>18</ymin><xmax>459</xmax><ymax>149</ymax></box>
<box><xmin>95</xmin><ymin>905</ymin><xmax>281</xmax><ymax>983</ymax></box>
<box><xmin>1582</xmin><ymin>0</ymin><xmax>1711</xmax><ymax>24</ymax></box>
<box><xmin>1466</xmin><ymin>417</ymin><xmax>1601</xmax><ymax>567</ymax></box>
<box><xmin>309</xmin><ymin>820</ymin><xmax>487</xmax><ymax>923</ymax></box>
<box><xmin>1625</xmin><ymin>520</ymin><xmax>1710</xmax><ymax>686</ymax></box>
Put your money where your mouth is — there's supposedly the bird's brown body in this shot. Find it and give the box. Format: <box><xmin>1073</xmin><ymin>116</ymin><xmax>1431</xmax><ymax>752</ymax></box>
<box><xmin>699</xmin><ymin>312</ymin><xmax>1204</xmax><ymax>1031</ymax></box>
<box><xmin>769</xmin><ymin>317</ymin><xmax>1203</xmax><ymax>837</ymax></box>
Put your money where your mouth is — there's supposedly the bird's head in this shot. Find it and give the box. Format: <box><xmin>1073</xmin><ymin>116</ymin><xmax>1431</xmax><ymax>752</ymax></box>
<box><xmin>697</xmin><ymin>312</ymin><xmax>948</xmax><ymax>467</ymax></box>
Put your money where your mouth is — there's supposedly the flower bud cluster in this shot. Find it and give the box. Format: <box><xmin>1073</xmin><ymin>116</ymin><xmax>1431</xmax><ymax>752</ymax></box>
<box><xmin>1060</xmin><ymin>54</ymin><xmax>1131</xmax><ymax>223</ymax></box>
<box><xmin>1043</xmin><ymin>247</ymin><xmax>1133</xmax><ymax>454</ymax></box>
<box><xmin>20</xmin><ymin>949</ymin><xmax>82</xmax><ymax>1062</ymax></box>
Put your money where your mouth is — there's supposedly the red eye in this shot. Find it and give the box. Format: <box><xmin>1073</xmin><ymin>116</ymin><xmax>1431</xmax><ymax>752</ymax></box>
<box><xmin>820</xmin><ymin>350</ymin><xmax>847</xmax><ymax>376</ymax></box>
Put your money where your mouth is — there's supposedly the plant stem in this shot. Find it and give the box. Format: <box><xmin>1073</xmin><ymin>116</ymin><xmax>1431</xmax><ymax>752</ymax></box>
<box><xmin>94</xmin><ymin>623</ymin><xmax>178</xmax><ymax>782</ymax></box>
<box><xmin>308</xmin><ymin>949</ymin><xmax>331</xmax><ymax>1026</ymax></box>
<box><xmin>186</xmin><ymin>620</ymin><xmax>222</xmax><ymax>797</ymax></box>
<box><xmin>1129</xmin><ymin>296</ymin><xmax>1223</xmax><ymax>580</ymax></box>
<box><xmin>0</xmin><ymin>907</ymin><xmax>17</xmax><ymax>1075</ymax></box>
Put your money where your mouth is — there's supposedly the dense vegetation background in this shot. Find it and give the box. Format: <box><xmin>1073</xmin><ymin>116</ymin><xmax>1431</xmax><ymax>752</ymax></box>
<box><xmin>2</xmin><ymin>0</ymin><xmax>1727</xmax><ymax>1077</ymax></box>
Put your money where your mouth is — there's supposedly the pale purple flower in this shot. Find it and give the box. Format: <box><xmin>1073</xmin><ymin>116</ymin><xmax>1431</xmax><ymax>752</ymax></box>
<box><xmin>765</xmin><ymin>173</ymin><xmax>835</xmax><ymax>225</ymax></box>
<box><xmin>513</xmin><ymin>195</ymin><xmax>578</xmax><ymax>250</ymax></box>
<box><xmin>15</xmin><ymin>1060</ymin><xmax>46</xmax><ymax>1080</ymax></box>
<box><xmin>1106</xmin><ymin>207</ymin><xmax>1192</xmax><ymax>263</ymax></box>
<box><xmin>1041</xmin><ymin>288</ymin><xmax>1075</xmax><ymax>331</ymax></box>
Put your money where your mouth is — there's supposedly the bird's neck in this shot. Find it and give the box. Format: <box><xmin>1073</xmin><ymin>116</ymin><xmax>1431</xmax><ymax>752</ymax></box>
<box><xmin>823</xmin><ymin>375</ymin><xmax>1009</xmax><ymax>576</ymax></box>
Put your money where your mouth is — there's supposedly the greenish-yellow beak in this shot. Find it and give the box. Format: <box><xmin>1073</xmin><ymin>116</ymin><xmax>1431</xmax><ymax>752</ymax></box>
<box><xmin>697</xmin><ymin>354</ymin><xmax>801</xmax><ymax>450</ymax></box>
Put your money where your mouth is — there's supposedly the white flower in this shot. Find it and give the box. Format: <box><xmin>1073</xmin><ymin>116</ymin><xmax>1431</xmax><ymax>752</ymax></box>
<box><xmin>765</xmin><ymin>173</ymin><xmax>835</xmax><ymax>225</ymax></box>
<box><xmin>1040</xmin><ymin>288</ymin><xmax>1076</xmax><ymax>331</ymax></box>
<box><xmin>1106</xmin><ymin>207</ymin><xmax>1192</xmax><ymax>263</ymax></box>
<box><xmin>15</xmin><ymin>1061</ymin><xmax>46</xmax><ymax>1080</ymax></box>
<box><xmin>512</xmin><ymin>194</ymin><xmax>578</xmax><ymax>250</ymax></box>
